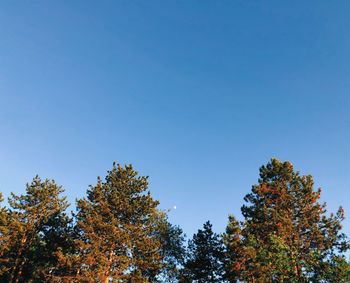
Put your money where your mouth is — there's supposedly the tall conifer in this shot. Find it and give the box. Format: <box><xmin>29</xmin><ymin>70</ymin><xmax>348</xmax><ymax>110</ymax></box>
<box><xmin>156</xmin><ymin>218</ymin><xmax>186</xmax><ymax>282</ymax></box>
<box><xmin>224</xmin><ymin>159</ymin><xmax>349</xmax><ymax>282</ymax></box>
<box><xmin>58</xmin><ymin>164</ymin><xmax>164</xmax><ymax>283</ymax></box>
<box><xmin>0</xmin><ymin>177</ymin><xmax>69</xmax><ymax>283</ymax></box>
<box><xmin>0</xmin><ymin>192</ymin><xmax>11</xmax><ymax>277</ymax></box>
<box><xmin>180</xmin><ymin>221</ymin><xmax>226</xmax><ymax>283</ymax></box>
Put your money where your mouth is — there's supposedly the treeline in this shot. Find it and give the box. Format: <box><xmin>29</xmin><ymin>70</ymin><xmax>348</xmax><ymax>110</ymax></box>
<box><xmin>0</xmin><ymin>159</ymin><xmax>349</xmax><ymax>283</ymax></box>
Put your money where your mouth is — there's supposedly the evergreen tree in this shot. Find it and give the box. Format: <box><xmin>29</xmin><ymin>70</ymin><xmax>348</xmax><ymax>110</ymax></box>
<box><xmin>0</xmin><ymin>192</ymin><xmax>11</xmax><ymax>277</ymax></box>
<box><xmin>0</xmin><ymin>192</ymin><xmax>8</xmax><ymax>248</ymax></box>
<box><xmin>224</xmin><ymin>158</ymin><xmax>350</xmax><ymax>282</ymax></box>
<box><xmin>0</xmin><ymin>177</ymin><xmax>70</xmax><ymax>283</ymax></box>
<box><xmin>180</xmin><ymin>221</ymin><xmax>226</xmax><ymax>283</ymax></box>
<box><xmin>156</xmin><ymin>218</ymin><xmax>186</xmax><ymax>282</ymax></box>
<box><xmin>57</xmin><ymin>163</ymin><xmax>165</xmax><ymax>283</ymax></box>
<box><xmin>33</xmin><ymin>208</ymin><xmax>74</xmax><ymax>282</ymax></box>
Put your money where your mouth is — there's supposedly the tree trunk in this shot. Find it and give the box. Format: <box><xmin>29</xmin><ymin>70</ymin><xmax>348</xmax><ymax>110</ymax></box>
<box><xmin>101</xmin><ymin>250</ymin><xmax>114</xmax><ymax>283</ymax></box>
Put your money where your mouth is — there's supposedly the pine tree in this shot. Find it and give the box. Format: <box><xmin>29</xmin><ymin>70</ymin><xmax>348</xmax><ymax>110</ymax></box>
<box><xmin>33</xmin><ymin>207</ymin><xmax>74</xmax><ymax>281</ymax></box>
<box><xmin>0</xmin><ymin>192</ymin><xmax>8</xmax><ymax>249</ymax></box>
<box><xmin>0</xmin><ymin>176</ymin><xmax>70</xmax><ymax>283</ymax></box>
<box><xmin>57</xmin><ymin>163</ymin><xmax>165</xmax><ymax>283</ymax></box>
<box><xmin>0</xmin><ymin>192</ymin><xmax>11</xmax><ymax>277</ymax></box>
<box><xmin>180</xmin><ymin>221</ymin><xmax>226</xmax><ymax>283</ymax></box>
<box><xmin>156</xmin><ymin>218</ymin><xmax>186</xmax><ymax>282</ymax></box>
<box><xmin>224</xmin><ymin>158</ymin><xmax>350</xmax><ymax>282</ymax></box>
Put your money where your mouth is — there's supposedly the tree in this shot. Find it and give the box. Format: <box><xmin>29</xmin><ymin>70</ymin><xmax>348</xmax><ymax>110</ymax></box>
<box><xmin>224</xmin><ymin>158</ymin><xmax>350</xmax><ymax>282</ymax></box>
<box><xmin>180</xmin><ymin>221</ymin><xmax>226</xmax><ymax>283</ymax></box>
<box><xmin>156</xmin><ymin>218</ymin><xmax>186</xmax><ymax>282</ymax></box>
<box><xmin>0</xmin><ymin>192</ymin><xmax>11</xmax><ymax>277</ymax></box>
<box><xmin>57</xmin><ymin>163</ymin><xmax>166</xmax><ymax>283</ymax></box>
<box><xmin>32</xmin><ymin>207</ymin><xmax>74</xmax><ymax>282</ymax></box>
<box><xmin>0</xmin><ymin>192</ymin><xmax>8</xmax><ymax>250</ymax></box>
<box><xmin>0</xmin><ymin>176</ymin><xmax>70</xmax><ymax>283</ymax></box>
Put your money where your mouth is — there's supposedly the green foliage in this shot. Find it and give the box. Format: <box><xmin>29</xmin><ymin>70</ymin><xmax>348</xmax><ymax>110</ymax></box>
<box><xmin>224</xmin><ymin>158</ymin><xmax>350</xmax><ymax>282</ymax></box>
<box><xmin>156</xmin><ymin>217</ymin><xmax>186</xmax><ymax>282</ymax></box>
<box><xmin>56</xmin><ymin>163</ymin><xmax>165</xmax><ymax>283</ymax></box>
<box><xmin>0</xmin><ymin>177</ymin><xmax>70</xmax><ymax>283</ymax></box>
<box><xmin>0</xmin><ymin>159</ymin><xmax>349</xmax><ymax>282</ymax></box>
<box><xmin>180</xmin><ymin>221</ymin><xmax>226</xmax><ymax>283</ymax></box>
<box><xmin>0</xmin><ymin>192</ymin><xmax>11</xmax><ymax>277</ymax></box>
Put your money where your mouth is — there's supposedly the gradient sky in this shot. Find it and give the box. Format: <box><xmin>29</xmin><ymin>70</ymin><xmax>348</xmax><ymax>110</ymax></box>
<box><xmin>1</xmin><ymin>1</ymin><xmax>350</xmax><ymax>238</ymax></box>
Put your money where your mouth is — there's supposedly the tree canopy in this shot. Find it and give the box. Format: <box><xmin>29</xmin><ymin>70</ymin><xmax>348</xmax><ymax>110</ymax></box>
<box><xmin>224</xmin><ymin>159</ymin><xmax>349</xmax><ymax>282</ymax></box>
<box><xmin>0</xmin><ymin>177</ymin><xmax>70</xmax><ymax>283</ymax></box>
<box><xmin>56</xmin><ymin>164</ymin><xmax>168</xmax><ymax>283</ymax></box>
<box><xmin>180</xmin><ymin>221</ymin><xmax>226</xmax><ymax>283</ymax></box>
<box><xmin>0</xmin><ymin>159</ymin><xmax>349</xmax><ymax>282</ymax></box>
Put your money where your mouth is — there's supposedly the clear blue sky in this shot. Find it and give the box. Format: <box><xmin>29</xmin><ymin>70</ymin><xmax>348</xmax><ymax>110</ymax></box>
<box><xmin>1</xmin><ymin>1</ymin><xmax>350</xmax><ymax>237</ymax></box>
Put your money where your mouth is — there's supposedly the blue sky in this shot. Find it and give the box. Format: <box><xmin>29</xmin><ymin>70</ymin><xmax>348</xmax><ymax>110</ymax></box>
<box><xmin>1</xmin><ymin>1</ymin><xmax>350</xmax><ymax>237</ymax></box>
